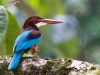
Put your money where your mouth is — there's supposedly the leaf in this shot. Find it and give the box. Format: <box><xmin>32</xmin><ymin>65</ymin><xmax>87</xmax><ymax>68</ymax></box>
<box><xmin>5</xmin><ymin>10</ymin><xmax>20</xmax><ymax>55</ymax></box>
<box><xmin>0</xmin><ymin>6</ymin><xmax>8</xmax><ymax>42</ymax></box>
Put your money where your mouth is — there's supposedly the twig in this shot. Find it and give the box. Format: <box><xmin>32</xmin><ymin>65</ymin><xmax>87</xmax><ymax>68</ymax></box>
<box><xmin>4</xmin><ymin>1</ymin><xmax>20</xmax><ymax>8</ymax></box>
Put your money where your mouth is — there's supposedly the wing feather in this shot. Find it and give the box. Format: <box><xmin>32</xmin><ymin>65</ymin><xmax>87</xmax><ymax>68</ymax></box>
<box><xmin>13</xmin><ymin>30</ymin><xmax>42</xmax><ymax>53</ymax></box>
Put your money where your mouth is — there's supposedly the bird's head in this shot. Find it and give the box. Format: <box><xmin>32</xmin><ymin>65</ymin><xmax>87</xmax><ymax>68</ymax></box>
<box><xmin>23</xmin><ymin>16</ymin><xmax>63</xmax><ymax>30</ymax></box>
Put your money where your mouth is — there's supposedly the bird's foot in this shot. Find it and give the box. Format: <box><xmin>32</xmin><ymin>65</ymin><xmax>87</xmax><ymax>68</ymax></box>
<box><xmin>33</xmin><ymin>52</ymin><xmax>39</xmax><ymax>58</ymax></box>
<box><xmin>31</xmin><ymin>46</ymin><xmax>39</xmax><ymax>58</ymax></box>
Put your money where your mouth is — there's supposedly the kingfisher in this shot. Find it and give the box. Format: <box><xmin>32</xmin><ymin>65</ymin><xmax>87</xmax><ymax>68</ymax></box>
<box><xmin>8</xmin><ymin>16</ymin><xmax>62</xmax><ymax>70</ymax></box>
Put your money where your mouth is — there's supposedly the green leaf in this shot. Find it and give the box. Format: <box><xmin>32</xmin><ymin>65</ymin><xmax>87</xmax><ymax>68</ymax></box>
<box><xmin>5</xmin><ymin>10</ymin><xmax>20</xmax><ymax>55</ymax></box>
<box><xmin>0</xmin><ymin>6</ymin><xmax>8</xmax><ymax>42</ymax></box>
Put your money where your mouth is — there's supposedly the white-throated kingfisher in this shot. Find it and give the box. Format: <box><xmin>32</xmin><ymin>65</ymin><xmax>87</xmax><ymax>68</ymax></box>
<box><xmin>8</xmin><ymin>16</ymin><xmax>62</xmax><ymax>70</ymax></box>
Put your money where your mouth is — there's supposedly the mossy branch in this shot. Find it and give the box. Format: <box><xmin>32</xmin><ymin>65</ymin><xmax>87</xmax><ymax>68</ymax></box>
<box><xmin>0</xmin><ymin>56</ymin><xmax>100</xmax><ymax>75</ymax></box>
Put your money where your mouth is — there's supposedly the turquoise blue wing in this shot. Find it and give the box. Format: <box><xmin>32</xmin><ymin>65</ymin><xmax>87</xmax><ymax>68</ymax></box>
<box><xmin>13</xmin><ymin>30</ymin><xmax>42</xmax><ymax>53</ymax></box>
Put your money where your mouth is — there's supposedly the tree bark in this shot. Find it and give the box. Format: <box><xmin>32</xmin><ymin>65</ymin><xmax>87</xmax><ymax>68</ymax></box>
<box><xmin>0</xmin><ymin>56</ymin><xmax>100</xmax><ymax>75</ymax></box>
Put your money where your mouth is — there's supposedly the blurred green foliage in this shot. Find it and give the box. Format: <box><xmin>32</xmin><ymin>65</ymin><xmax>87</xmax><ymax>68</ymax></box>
<box><xmin>65</xmin><ymin>0</ymin><xmax>100</xmax><ymax>63</ymax></box>
<box><xmin>24</xmin><ymin>0</ymin><xmax>64</xmax><ymax>17</ymax></box>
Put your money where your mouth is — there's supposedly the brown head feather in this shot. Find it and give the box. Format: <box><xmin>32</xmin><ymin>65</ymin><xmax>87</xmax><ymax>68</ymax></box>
<box><xmin>23</xmin><ymin>16</ymin><xmax>42</xmax><ymax>30</ymax></box>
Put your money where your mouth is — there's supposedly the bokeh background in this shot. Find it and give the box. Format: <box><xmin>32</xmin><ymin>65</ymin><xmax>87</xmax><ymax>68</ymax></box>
<box><xmin>0</xmin><ymin>0</ymin><xmax>100</xmax><ymax>64</ymax></box>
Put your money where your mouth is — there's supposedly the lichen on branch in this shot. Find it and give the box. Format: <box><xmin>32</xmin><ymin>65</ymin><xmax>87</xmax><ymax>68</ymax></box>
<box><xmin>0</xmin><ymin>56</ymin><xmax>100</xmax><ymax>75</ymax></box>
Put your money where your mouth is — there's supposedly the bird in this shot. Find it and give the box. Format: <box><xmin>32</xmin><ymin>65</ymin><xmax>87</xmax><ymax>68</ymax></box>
<box><xmin>8</xmin><ymin>16</ymin><xmax>62</xmax><ymax>70</ymax></box>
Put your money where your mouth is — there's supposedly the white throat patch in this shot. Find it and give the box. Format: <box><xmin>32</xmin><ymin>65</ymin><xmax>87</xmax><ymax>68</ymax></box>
<box><xmin>36</xmin><ymin>22</ymin><xmax>47</xmax><ymax>27</ymax></box>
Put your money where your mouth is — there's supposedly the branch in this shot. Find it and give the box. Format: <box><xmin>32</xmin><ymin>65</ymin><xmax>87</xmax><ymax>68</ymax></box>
<box><xmin>4</xmin><ymin>1</ymin><xmax>20</xmax><ymax>8</ymax></box>
<box><xmin>0</xmin><ymin>56</ymin><xmax>100</xmax><ymax>75</ymax></box>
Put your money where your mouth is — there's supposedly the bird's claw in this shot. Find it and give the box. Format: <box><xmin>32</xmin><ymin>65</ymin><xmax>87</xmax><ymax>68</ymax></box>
<box><xmin>31</xmin><ymin>46</ymin><xmax>39</xmax><ymax>58</ymax></box>
<box><xmin>33</xmin><ymin>52</ymin><xmax>39</xmax><ymax>58</ymax></box>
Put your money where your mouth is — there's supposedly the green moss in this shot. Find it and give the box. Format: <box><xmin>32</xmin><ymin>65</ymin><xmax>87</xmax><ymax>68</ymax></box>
<box><xmin>64</xmin><ymin>58</ymin><xmax>72</xmax><ymax>67</ymax></box>
<box><xmin>56</xmin><ymin>59</ymin><xmax>73</xmax><ymax>75</ymax></box>
<box><xmin>45</xmin><ymin>57</ymin><xmax>52</xmax><ymax>60</ymax></box>
<box><xmin>41</xmin><ymin>60</ymin><xmax>59</xmax><ymax>75</ymax></box>
<box><xmin>22</xmin><ymin>57</ymin><xmax>39</xmax><ymax>61</ymax></box>
<box><xmin>57</xmin><ymin>68</ymin><xmax>73</xmax><ymax>75</ymax></box>
<box><xmin>53</xmin><ymin>59</ymin><xmax>61</xmax><ymax>65</ymax></box>
<box><xmin>90</xmin><ymin>66</ymin><xmax>97</xmax><ymax>70</ymax></box>
<box><xmin>83</xmin><ymin>68</ymin><xmax>87</xmax><ymax>72</ymax></box>
<box><xmin>12</xmin><ymin>69</ymin><xmax>22</xmax><ymax>75</ymax></box>
<box><xmin>41</xmin><ymin>58</ymin><xmax>73</xmax><ymax>75</ymax></box>
<box><xmin>32</xmin><ymin>58</ymin><xmax>39</xmax><ymax>61</ymax></box>
<box><xmin>0</xmin><ymin>58</ymin><xmax>13</xmax><ymax>75</ymax></box>
<box><xmin>0</xmin><ymin>62</ymin><xmax>8</xmax><ymax>75</ymax></box>
<box><xmin>23</xmin><ymin>65</ymin><xmax>41</xmax><ymax>75</ymax></box>
<box><xmin>89</xmin><ymin>66</ymin><xmax>100</xmax><ymax>75</ymax></box>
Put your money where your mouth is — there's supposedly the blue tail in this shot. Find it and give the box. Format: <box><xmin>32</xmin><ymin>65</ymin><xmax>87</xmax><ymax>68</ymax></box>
<box><xmin>8</xmin><ymin>52</ymin><xmax>23</xmax><ymax>70</ymax></box>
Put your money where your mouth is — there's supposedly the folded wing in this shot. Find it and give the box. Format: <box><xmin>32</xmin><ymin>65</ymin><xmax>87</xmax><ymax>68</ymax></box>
<box><xmin>13</xmin><ymin>30</ymin><xmax>42</xmax><ymax>53</ymax></box>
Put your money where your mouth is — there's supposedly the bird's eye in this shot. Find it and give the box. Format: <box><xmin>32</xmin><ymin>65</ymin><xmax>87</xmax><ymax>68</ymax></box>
<box><xmin>36</xmin><ymin>16</ymin><xmax>40</xmax><ymax>19</ymax></box>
